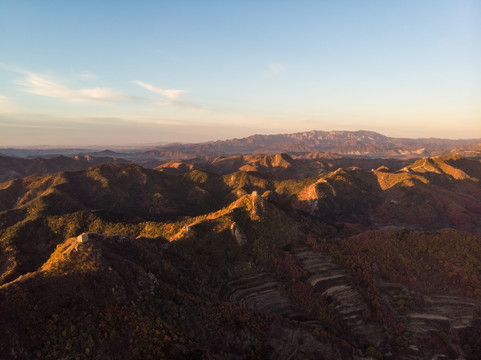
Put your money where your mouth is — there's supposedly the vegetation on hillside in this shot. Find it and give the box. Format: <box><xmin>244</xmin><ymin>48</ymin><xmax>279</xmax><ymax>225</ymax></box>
<box><xmin>1</xmin><ymin>155</ymin><xmax>481</xmax><ymax>359</ymax></box>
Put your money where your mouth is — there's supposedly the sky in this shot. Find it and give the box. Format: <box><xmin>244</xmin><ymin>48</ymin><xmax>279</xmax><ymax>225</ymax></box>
<box><xmin>0</xmin><ymin>0</ymin><xmax>480</xmax><ymax>146</ymax></box>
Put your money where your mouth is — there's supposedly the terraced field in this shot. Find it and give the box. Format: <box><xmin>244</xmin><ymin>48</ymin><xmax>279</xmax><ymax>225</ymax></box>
<box><xmin>227</xmin><ymin>272</ymin><xmax>305</xmax><ymax>320</ymax></box>
<box><xmin>226</xmin><ymin>272</ymin><xmax>343</xmax><ymax>359</ymax></box>
<box><xmin>379</xmin><ymin>281</ymin><xmax>481</xmax><ymax>358</ymax></box>
<box><xmin>293</xmin><ymin>249</ymin><xmax>481</xmax><ymax>359</ymax></box>
<box><xmin>293</xmin><ymin>249</ymin><xmax>386</xmax><ymax>348</ymax></box>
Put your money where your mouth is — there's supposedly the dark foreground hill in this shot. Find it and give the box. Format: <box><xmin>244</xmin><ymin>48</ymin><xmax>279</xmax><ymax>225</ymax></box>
<box><xmin>1</xmin><ymin>156</ymin><xmax>481</xmax><ymax>359</ymax></box>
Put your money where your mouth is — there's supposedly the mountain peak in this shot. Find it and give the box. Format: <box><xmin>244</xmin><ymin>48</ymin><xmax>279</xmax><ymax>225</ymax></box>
<box><xmin>152</xmin><ymin>130</ymin><xmax>480</xmax><ymax>158</ymax></box>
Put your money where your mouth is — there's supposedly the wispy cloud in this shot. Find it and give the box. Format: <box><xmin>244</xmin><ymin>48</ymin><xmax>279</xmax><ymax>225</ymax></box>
<box><xmin>134</xmin><ymin>80</ymin><xmax>186</xmax><ymax>100</ymax></box>
<box><xmin>0</xmin><ymin>94</ymin><xmax>20</xmax><ymax>113</ymax></box>
<box><xmin>17</xmin><ymin>72</ymin><xmax>134</xmax><ymax>102</ymax></box>
<box><xmin>134</xmin><ymin>80</ymin><xmax>206</xmax><ymax>111</ymax></box>
<box><xmin>262</xmin><ymin>63</ymin><xmax>287</xmax><ymax>78</ymax></box>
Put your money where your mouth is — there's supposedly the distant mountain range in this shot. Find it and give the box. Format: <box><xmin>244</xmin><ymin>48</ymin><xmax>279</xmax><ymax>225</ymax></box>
<box><xmin>158</xmin><ymin>130</ymin><xmax>481</xmax><ymax>157</ymax></box>
<box><xmin>2</xmin><ymin>130</ymin><xmax>481</xmax><ymax>162</ymax></box>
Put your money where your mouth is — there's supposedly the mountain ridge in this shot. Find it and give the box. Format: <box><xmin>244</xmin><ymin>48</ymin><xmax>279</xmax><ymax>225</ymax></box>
<box><xmin>2</xmin><ymin>130</ymin><xmax>481</xmax><ymax>164</ymax></box>
<box><xmin>157</xmin><ymin>130</ymin><xmax>481</xmax><ymax>157</ymax></box>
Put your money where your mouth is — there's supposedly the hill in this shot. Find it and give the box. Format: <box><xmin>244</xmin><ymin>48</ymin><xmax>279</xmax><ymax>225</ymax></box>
<box><xmin>157</xmin><ymin>152</ymin><xmax>409</xmax><ymax>178</ymax></box>
<box><xmin>0</xmin><ymin>154</ymin><xmax>129</xmax><ymax>182</ymax></box>
<box><xmin>1</xmin><ymin>156</ymin><xmax>481</xmax><ymax>359</ymax></box>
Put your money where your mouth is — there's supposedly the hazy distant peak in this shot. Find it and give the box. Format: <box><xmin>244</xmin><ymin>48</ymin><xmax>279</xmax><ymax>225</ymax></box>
<box><xmin>155</xmin><ymin>130</ymin><xmax>480</xmax><ymax>158</ymax></box>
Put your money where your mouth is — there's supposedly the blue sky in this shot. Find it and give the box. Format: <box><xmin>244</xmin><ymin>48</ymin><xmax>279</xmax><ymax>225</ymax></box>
<box><xmin>1</xmin><ymin>0</ymin><xmax>480</xmax><ymax>146</ymax></box>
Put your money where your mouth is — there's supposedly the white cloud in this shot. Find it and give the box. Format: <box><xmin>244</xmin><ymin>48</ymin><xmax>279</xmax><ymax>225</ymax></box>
<box><xmin>76</xmin><ymin>87</ymin><xmax>131</xmax><ymax>101</ymax></box>
<box><xmin>134</xmin><ymin>80</ymin><xmax>206</xmax><ymax>111</ymax></box>
<box><xmin>134</xmin><ymin>80</ymin><xmax>186</xmax><ymax>100</ymax></box>
<box><xmin>262</xmin><ymin>63</ymin><xmax>287</xmax><ymax>78</ymax></box>
<box><xmin>17</xmin><ymin>72</ymin><xmax>134</xmax><ymax>102</ymax></box>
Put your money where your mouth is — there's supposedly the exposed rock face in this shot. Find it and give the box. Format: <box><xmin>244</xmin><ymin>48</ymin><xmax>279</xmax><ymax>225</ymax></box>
<box><xmin>250</xmin><ymin>190</ymin><xmax>265</xmax><ymax>218</ymax></box>
<box><xmin>230</xmin><ymin>222</ymin><xmax>247</xmax><ymax>246</ymax></box>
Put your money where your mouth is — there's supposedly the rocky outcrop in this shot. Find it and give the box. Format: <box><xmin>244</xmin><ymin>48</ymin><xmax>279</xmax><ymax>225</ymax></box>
<box><xmin>230</xmin><ymin>222</ymin><xmax>247</xmax><ymax>246</ymax></box>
